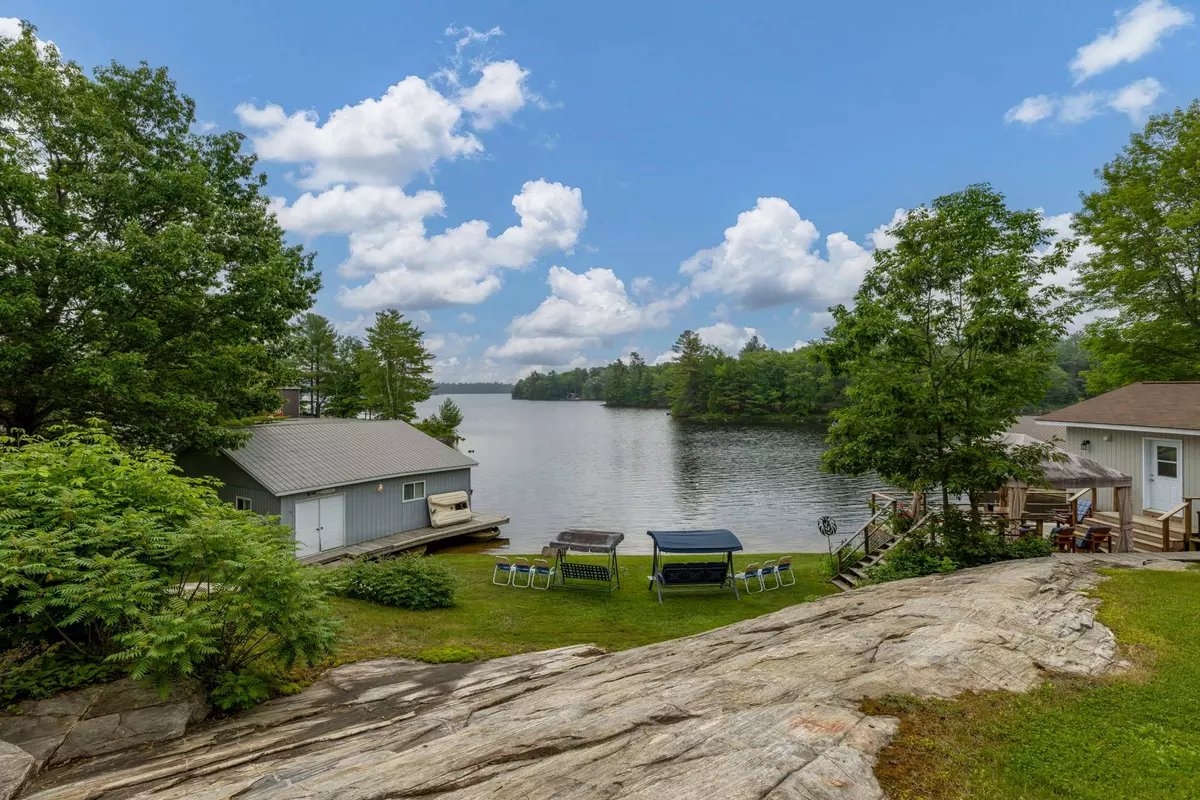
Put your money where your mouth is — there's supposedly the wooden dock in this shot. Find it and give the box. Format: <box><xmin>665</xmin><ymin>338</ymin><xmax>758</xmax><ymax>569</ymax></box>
<box><xmin>299</xmin><ymin>512</ymin><xmax>510</xmax><ymax>565</ymax></box>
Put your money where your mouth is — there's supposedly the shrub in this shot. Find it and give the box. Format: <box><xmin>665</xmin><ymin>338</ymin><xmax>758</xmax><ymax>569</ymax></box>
<box><xmin>331</xmin><ymin>556</ymin><xmax>459</xmax><ymax>610</ymax></box>
<box><xmin>0</xmin><ymin>426</ymin><xmax>341</xmax><ymax>706</ymax></box>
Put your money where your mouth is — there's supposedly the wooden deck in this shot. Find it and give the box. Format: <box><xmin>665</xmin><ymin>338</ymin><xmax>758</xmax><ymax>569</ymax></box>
<box><xmin>1087</xmin><ymin>510</ymin><xmax>1187</xmax><ymax>553</ymax></box>
<box><xmin>299</xmin><ymin>512</ymin><xmax>510</xmax><ymax>565</ymax></box>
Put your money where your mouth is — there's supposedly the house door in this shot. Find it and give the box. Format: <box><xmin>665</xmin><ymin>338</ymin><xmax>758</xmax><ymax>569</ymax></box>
<box><xmin>1145</xmin><ymin>439</ymin><xmax>1183</xmax><ymax>514</ymax></box>
<box><xmin>294</xmin><ymin>498</ymin><xmax>322</xmax><ymax>557</ymax></box>
<box><xmin>293</xmin><ymin>495</ymin><xmax>345</xmax><ymax>556</ymax></box>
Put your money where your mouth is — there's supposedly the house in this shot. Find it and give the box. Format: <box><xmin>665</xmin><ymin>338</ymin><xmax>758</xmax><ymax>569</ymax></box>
<box><xmin>177</xmin><ymin>418</ymin><xmax>486</xmax><ymax>558</ymax></box>
<box><xmin>1036</xmin><ymin>382</ymin><xmax>1200</xmax><ymax>521</ymax></box>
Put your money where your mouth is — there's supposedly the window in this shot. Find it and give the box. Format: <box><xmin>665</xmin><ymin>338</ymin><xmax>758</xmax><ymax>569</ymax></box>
<box><xmin>1157</xmin><ymin>445</ymin><xmax>1179</xmax><ymax>479</ymax></box>
<box><xmin>403</xmin><ymin>481</ymin><xmax>426</xmax><ymax>502</ymax></box>
<box><xmin>235</xmin><ymin>496</ymin><xmax>253</xmax><ymax>511</ymax></box>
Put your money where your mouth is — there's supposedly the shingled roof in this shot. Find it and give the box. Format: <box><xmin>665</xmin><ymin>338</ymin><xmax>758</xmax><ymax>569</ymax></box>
<box><xmin>223</xmin><ymin>419</ymin><xmax>478</xmax><ymax>496</ymax></box>
<box><xmin>1036</xmin><ymin>382</ymin><xmax>1200</xmax><ymax>433</ymax></box>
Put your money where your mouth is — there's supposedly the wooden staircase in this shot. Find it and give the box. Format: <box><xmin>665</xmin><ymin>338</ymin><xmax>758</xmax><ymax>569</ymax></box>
<box><xmin>1085</xmin><ymin>510</ymin><xmax>1189</xmax><ymax>552</ymax></box>
<box><xmin>830</xmin><ymin>533</ymin><xmax>903</xmax><ymax>591</ymax></box>
<box><xmin>830</xmin><ymin>499</ymin><xmax>933</xmax><ymax>591</ymax></box>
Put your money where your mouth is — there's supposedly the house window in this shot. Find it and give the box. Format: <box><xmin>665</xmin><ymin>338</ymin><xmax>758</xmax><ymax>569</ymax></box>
<box><xmin>1157</xmin><ymin>445</ymin><xmax>1179</xmax><ymax>478</ymax></box>
<box><xmin>235</xmin><ymin>496</ymin><xmax>253</xmax><ymax>511</ymax></box>
<box><xmin>402</xmin><ymin>481</ymin><xmax>426</xmax><ymax>502</ymax></box>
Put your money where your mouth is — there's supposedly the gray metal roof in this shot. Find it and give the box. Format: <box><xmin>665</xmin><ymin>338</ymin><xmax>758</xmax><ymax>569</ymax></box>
<box><xmin>1009</xmin><ymin>415</ymin><xmax>1066</xmax><ymax>443</ymax></box>
<box><xmin>222</xmin><ymin>419</ymin><xmax>478</xmax><ymax>496</ymax></box>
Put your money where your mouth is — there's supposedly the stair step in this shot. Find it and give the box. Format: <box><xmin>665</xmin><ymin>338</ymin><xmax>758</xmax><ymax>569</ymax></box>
<box><xmin>831</xmin><ymin>576</ymin><xmax>857</xmax><ymax>592</ymax></box>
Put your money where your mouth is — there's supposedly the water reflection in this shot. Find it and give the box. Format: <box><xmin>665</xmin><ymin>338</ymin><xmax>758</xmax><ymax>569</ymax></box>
<box><xmin>416</xmin><ymin>395</ymin><xmax>880</xmax><ymax>554</ymax></box>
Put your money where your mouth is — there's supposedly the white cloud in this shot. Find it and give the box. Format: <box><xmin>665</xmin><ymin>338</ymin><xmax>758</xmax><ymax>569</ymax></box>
<box><xmin>457</xmin><ymin>60</ymin><xmax>529</xmax><ymax>130</ymax></box>
<box><xmin>1109</xmin><ymin>76</ymin><xmax>1165</xmax><ymax>120</ymax></box>
<box><xmin>335</xmin><ymin>179</ymin><xmax>586</xmax><ymax>309</ymax></box>
<box><xmin>425</xmin><ymin>332</ymin><xmax>478</xmax><ymax>359</ymax></box>
<box><xmin>695</xmin><ymin>322</ymin><xmax>765</xmax><ymax>355</ymax></box>
<box><xmin>652</xmin><ymin>350</ymin><xmax>679</xmax><ymax>366</ymax></box>
<box><xmin>0</xmin><ymin>17</ymin><xmax>53</xmax><ymax>55</ymax></box>
<box><xmin>630</xmin><ymin>276</ymin><xmax>655</xmax><ymax>296</ymax></box>
<box><xmin>486</xmin><ymin>266</ymin><xmax>684</xmax><ymax>364</ymax></box>
<box><xmin>1005</xmin><ymin>95</ymin><xmax>1057</xmax><ymax>124</ymax></box>
<box><xmin>1070</xmin><ymin>0</ymin><xmax>1192</xmax><ymax>83</ymax></box>
<box><xmin>272</xmin><ymin>185</ymin><xmax>445</xmax><ymax>237</ymax></box>
<box><xmin>681</xmin><ymin>199</ymin><xmax>900</xmax><ymax>311</ymax></box>
<box><xmin>458</xmin><ymin>312</ymin><xmax>476</xmax><ymax>324</ymax></box>
<box><xmin>1058</xmin><ymin>92</ymin><xmax>1104</xmax><ymax>124</ymax></box>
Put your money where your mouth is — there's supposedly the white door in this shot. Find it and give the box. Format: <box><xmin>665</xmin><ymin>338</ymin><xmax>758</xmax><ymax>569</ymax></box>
<box><xmin>294</xmin><ymin>498</ymin><xmax>322</xmax><ymax>557</ymax></box>
<box><xmin>318</xmin><ymin>494</ymin><xmax>345</xmax><ymax>550</ymax></box>
<box><xmin>1145</xmin><ymin>439</ymin><xmax>1183</xmax><ymax>513</ymax></box>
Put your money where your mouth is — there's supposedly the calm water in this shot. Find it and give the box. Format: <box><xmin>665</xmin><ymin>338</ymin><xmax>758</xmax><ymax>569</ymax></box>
<box><xmin>415</xmin><ymin>395</ymin><xmax>882</xmax><ymax>555</ymax></box>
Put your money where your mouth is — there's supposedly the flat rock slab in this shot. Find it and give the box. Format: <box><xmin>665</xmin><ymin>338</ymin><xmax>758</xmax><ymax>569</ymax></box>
<box><xmin>15</xmin><ymin>553</ymin><xmax>1200</xmax><ymax>800</ymax></box>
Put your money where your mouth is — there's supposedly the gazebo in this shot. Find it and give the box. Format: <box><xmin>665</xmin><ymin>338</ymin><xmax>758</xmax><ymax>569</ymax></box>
<box><xmin>997</xmin><ymin>432</ymin><xmax>1134</xmax><ymax>551</ymax></box>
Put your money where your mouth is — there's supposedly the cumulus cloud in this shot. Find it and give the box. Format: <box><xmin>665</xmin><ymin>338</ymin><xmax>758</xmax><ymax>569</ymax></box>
<box><xmin>425</xmin><ymin>332</ymin><xmax>478</xmax><ymax>359</ymax></box>
<box><xmin>272</xmin><ymin>185</ymin><xmax>446</xmax><ymax>237</ymax></box>
<box><xmin>334</xmin><ymin>179</ymin><xmax>586</xmax><ymax>309</ymax></box>
<box><xmin>0</xmin><ymin>17</ymin><xmax>54</xmax><ymax>54</ymax></box>
<box><xmin>458</xmin><ymin>312</ymin><xmax>476</xmax><ymax>324</ymax></box>
<box><xmin>681</xmin><ymin>199</ymin><xmax>901</xmax><ymax>311</ymax></box>
<box><xmin>695</xmin><ymin>322</ymin><xmax>765</xmax><ymax>355</ymax></box>
<box><xmin>458</xmin><ymin>60</ymin><xmax>530</xmax><ymax>130</ymax></box>
<box><xmin>486</xmin><ymin>266</ymin><xmax>684</xmax><ymax>365</ymax></box>
<box><xmin>1004</xmin><ymin>95</ymin><xmax>1056</xmax><ymax>124</ymax></box>
<box><xmin>1005</xmin><ymin>78</ymin><xmax>1167</xmax><ymax>126</ymax></box>
<box><xmin>1109</xmin><ymin>76</ymin><xmax>1165</xmax><ymax>120</ymax></box>
<box><xmin>1070</xmin><ymin>0</ymin><xmax>1192</xmax><ymax>83</ymax></box>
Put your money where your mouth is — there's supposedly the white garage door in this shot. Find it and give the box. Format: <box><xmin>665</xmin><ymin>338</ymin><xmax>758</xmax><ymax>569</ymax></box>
<box><xmin>293</xmin><ymin>494</ymin><xmax>345</xmax><ymax>556</ymax></box>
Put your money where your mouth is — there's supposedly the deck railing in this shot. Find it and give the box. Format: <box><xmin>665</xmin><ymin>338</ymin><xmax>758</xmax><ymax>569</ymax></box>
<box><xmin>831</xmin><ymin>504</ymin><xmax>892</xmax><ymax>577</ymax></box>
<box><xmin>1158</xmin><ymin>498</ymin><xmax>1196</xmax><ymax>552</ymax></box>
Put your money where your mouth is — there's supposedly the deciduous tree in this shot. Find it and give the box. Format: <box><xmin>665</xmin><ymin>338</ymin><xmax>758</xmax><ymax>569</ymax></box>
<box><xmin>0</xmin><ymin>23</ymin><xmax>317</xmax><ymax>451</ymax></box>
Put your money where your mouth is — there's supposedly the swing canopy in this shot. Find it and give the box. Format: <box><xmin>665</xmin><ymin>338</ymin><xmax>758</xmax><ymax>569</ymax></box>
<box><xmin>646</xmin><ymin>529</ymin><xmax>743</xmax><ymax>553</ymax></box>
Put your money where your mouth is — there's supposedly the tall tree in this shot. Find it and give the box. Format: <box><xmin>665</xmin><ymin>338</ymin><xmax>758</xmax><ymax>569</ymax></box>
<box><xmin>1074</xmin><ymin>101</ymin><xmax>1200</xmax><ymax>393</ymax></box>
<box><xmin>0</xmin><ymin>24</ymin><xmax>318</xmax><ymax>451</ymax></box>
<box><xmin>357</xmin><ymin>310</ymin><xmax>434</xmax><ymax>421</ymax></box>
<box><xmin>324</xmin><ymin>336</ymin><xmax>368</xmax><ymax>418</ymax></box>
<box><xmin>291</xmin><ymin>314</ymin><xmax>337</xmax><ymax>417</ymax></box>
<box><xmin>738</xmin><ymin>335</ymin><xmax>769</xmax><ymax>356</ymax></box>
<box><xmin>821</xmin><ymin>185</ymin><xmax>1067</xmax><ymax>511</ymax></box>
<box><xmin>667</xmin><ymin>330</ymin><xmax>712</xmax><ymax>417</ymax></box>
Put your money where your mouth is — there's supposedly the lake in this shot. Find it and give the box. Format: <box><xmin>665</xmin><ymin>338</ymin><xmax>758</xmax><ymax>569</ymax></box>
<box><xmin>415</xmin><ymin>394</ymin><xmax>883</xmax><ymax>555</ymax></box>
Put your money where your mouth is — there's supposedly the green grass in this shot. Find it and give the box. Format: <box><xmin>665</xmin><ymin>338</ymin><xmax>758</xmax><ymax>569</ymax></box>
<box><xmin>865</xmin><ymin>567</ymin><xmax>1200</xmax><ymax>800</ymax></box>
<box><xmin>326</xmin><ymin>553</ymin><xmax>833</xmax><ymax>665</ymax></box>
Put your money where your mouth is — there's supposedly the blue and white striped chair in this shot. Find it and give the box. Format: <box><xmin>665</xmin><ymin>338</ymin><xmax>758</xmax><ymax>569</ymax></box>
<box><xmin>492</xmin><ymin>556</ymin><xmax>513</xmax><ymax>586</ymax></box>
<box><xmin>530</xmin><ymin>558</ymin><xmax>554</xmax><ymax>590</ymax></box>
<box><xmin>511</xmin><ymin>557</ymin><xmax>533</xmax><ymax>588</ymax></box>
<box><xmin>734</xmin><ymin>562</ymin><xmax>765</xmax><ymax>594</ymax></box>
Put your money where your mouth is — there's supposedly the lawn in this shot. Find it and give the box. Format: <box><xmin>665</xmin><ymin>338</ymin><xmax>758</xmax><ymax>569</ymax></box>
<box><xmin>327</xmin><ymin>553</ymin><xmax>834</xmax><ymax>665</ymax></box>
<box><xmin>865</xmin><ymin>567</ymin><xmax>1200</xmax><ymax>800</ymax></box>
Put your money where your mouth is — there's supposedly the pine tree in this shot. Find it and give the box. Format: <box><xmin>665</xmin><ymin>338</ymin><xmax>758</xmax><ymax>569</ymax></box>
<box><xmin>357</xmin><ymin>311</ymin><xmax>435</xmax><ymax>421</ymax></box>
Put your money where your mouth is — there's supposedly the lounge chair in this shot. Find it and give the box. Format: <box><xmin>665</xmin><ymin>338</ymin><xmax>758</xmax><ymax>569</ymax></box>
<box><xmin>1057</xmin><ymin>498</ymin><xmax>1093</xmax><ymax>526</ymax></box>
<box><xmin>530</xmin><ymin>558</ymin><xmax>554</xmax><ymax>590</ymax></box>
<box><xmin>511</xmin><ymin>557</ymin><xmax>533</xmax><ymax>588</ymax></box>
<box><xmin>1051</xmin><ymin>526</ymin><xmax>1076</xmax><ymax>552</ymax></box>
<box><xmin>734</xmin><ymin>562</ymin><xmax>764</xmax><ymax>594</ymax></box>
<box><xmin>1076</xmin><ymin>526</ymin><xmax>1114</xmax><ymax>553</ymax></box>
<box><xmin>492</xmin><ymin>556</ymin><xmax>513</xmax><ymax>586</ymax></box>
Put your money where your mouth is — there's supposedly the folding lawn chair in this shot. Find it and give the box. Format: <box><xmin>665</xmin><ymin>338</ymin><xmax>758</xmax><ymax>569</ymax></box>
<box><xmin>492</xmin><ymin>556</ymin><xmax>513</xmax><ymax>586</ymax></box>
<box><xmin>734</xmin><ymin>562</ymin><xmax>765</xmax><ymax>594</ymax></box>
<box><xmin>530</xmin><ymin>558</ymin><xmax>554</xmax><ymax>590</ymax></box>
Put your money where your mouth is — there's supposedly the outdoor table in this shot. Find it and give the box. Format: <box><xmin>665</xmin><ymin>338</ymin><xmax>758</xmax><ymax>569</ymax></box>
<box><xmin>547</xmin><ymin>529</ymin><xmax>624</xmax><ymax>592</ymax></box>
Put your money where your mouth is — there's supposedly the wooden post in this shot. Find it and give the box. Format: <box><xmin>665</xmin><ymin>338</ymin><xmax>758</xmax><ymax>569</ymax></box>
<box><xmin>1114</xmin><ymin>487</ymin><xmax>1121</xmax><ymax>516</ymax></box>
<box><xmin>1186</xmin><ymin>500</ymin><xmax>1194</xmax><ymax>553</ymax></box>
<box><xmin>1090</xmin><ymin>487</ymin><xmax>1097</xmax><ymax>515</ymax></box>
<box><xmin>1070</xmin><ymin>497</ymin><xmax>1079</xmax><ymax>525</ymax></box>
<box><xmin>1163</xmin><ymin>516</ymin><xmax>1171</xmax><ymax>552</ymax></box>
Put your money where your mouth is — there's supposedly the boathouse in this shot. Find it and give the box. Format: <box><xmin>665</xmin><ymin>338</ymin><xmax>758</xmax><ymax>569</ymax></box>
<box><xmin>178</xmin><ymin>418</ymin><xmax>505</xmax><ymax>560</ymax></box>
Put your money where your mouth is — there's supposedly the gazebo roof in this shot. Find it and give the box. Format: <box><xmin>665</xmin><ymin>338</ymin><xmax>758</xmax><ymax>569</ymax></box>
<box><xmin>998</xmin><ymin>432</ymin><xmax>1132</xmax><ymax>490</ymax></box>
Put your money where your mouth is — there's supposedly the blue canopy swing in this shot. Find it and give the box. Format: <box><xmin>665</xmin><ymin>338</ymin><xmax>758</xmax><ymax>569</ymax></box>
<box><xmin>646</xmin><ymin>529</ymin><xmax>744</xmax><ymax>603</ymax></box>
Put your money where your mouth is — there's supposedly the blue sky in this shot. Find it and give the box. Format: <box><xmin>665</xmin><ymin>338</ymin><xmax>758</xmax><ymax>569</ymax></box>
<box><xmin>9</xmin><ymin>1</ymin><xmax>1200</xmax><ymax>380</ymax></box>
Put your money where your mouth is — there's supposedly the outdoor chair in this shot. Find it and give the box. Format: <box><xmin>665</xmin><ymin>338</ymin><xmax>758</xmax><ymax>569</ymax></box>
<box><xmin>1051</xmin><ymin>526</ymin><xmax>1076</xmax><ymax>553</ymax></box>
<box><xmin>1076</xmin><ymin>526</ymin><xmax>1114</xmax><ymax>553</ymax></box>
<box><xmin>734</xmin><ymin>562</ymin><xmax>765</xmax><ymax>594</ymax></box>
<box><xmin>530</xmin><ymin>558</ymin><xmax>554</xmax><ymax>590</ymax></box>
<box><xmin>511</xmin><ymin>557</ymin><xmax>533</xmax><ymax>588</ymax></box>
<box><xmin>1057</xmin><ymin>499</ymin><xmax>1093</xmax><ymax>526</ymax></box>
<box><xmin>770</xmin><ymin>556</ymin><xmax>795</xmax><ymax>588</ymax></box>
<box><xmin>492</xmin><ymin>556</ymin><xmax>513</xmax><ymax>586</ymax></box>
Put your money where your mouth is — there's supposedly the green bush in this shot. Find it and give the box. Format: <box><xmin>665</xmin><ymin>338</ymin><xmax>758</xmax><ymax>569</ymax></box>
<box><xmin>0</xmin><ymin>426</ymin><xmax>341</xmax><ymax>706</ymax></box>
<box><xmin>331</xmin><ymin>556</ymin><xmax>459</xmax><ymax>610</ymax></box>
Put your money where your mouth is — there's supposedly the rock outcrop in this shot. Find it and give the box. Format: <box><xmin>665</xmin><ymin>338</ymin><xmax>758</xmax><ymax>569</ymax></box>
<box><xmin>10</xmin><ymin>553</ymin><xmax>1198</xmax><ymax>800</ymax></box>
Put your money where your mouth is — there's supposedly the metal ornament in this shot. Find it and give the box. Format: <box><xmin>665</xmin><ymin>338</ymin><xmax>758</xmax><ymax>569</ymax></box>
<box><xmin>817</xmin><ymin>516</ymin><xmax>838</xmax><ymax>538</ymax></box>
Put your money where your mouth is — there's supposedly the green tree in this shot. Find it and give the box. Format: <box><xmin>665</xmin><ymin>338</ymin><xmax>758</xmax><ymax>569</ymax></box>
<box><xmin>822</xmin><ymin>185</ymin><xmax>1068</xmax><ymax>512</ymax></box>
<box><xmin>0</xmin><ymin>23</ymin><xmax>318</xmax><ymax>451</ymax></box>
<box><xmin>357</xmin><ymin>310</ymin><xmax>434</xmax><ymax>421</ymax></box>
<box><xmin>738</xmin><ymin>335</ymin><xmax>769</xmax><ymax>356</ymax></box>
<box><xmin>291</xmin><ymin>314</ymin><xmax>338</xmax><ymax>417</ymax></box>
<box><xmin>324</xmin><ymin>335</ymin><xmax>368</xmax><ymax>418</ymax></box>
<box><xmin>667</xmin><ymin>330</ymin><xmax>714</xmax><ymax>417</ymax></box>
<box><xmin>1074</xmin><ymin>101</ymin><xmax>1200</xmax><ymax>392</ymax></box>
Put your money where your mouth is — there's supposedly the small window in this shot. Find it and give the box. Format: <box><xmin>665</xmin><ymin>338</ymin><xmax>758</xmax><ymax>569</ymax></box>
<box><xmin>403</xmin><ymin>481</ymin><xmax>426</xmax><ymax>502</ymax></box>
<box><xmin>1157</xmin><ymin>445</ymin><xmax>1179</xmax><ymax>478</ymax></box>
<box><xmin>235</xmin><ymin>496</ymin><xmax>253</xmax><ymax>511</ymax></box>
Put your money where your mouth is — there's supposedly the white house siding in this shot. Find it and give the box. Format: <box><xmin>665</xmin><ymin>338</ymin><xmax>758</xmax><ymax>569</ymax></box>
<box><xmin>1064</xmin><ymin>427</ymin><xmax>1200</xmax><ymax>515</ymax></box>
<box><xmin>278</xmin><ymin>468</ymin><xmax>472</xmax><ymax>546</ymax></box>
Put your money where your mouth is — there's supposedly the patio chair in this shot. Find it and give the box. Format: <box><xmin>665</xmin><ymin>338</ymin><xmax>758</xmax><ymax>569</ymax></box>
<box><xmin>1076</xmin><ymin>526</ymin><xmax>1113</xmax><ymax>553</ymax></box>
<box><xmin>530</xmin><ymin>558</ymin><xmax>554</xmax><ymax>590</ymax></box>
<box><xmin>1057</xmin><ymin>498</ymin><xmax>1093</xmax><ymax>526</ymax></box>
<box><xmin>511</xmin><ymin>557</ymin><xmax>533</xmax><ymax>588</ymax></box>
<box><xmin>760</xmin><ymin>560</ymin><xmax>780</xmax><ymax>590</ymax></box>
<box><xmin>773</xmin><ymin>556</ymin><xmax>796</xmax><ymax>587</ymax></box>
<box><xmin>492</xmin><ymin>556</ymin><xmax>513</xmax><ymax>586</ymax></box>
<box><xmin>734</xmin><ymin>562</ymin><xmax>765</xmax><ymax>594</ymax></box>
<box><xmin>1051</xmin><ymin>526</ymin><xmax>1076</xmax><ymax>553</ymax></box>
